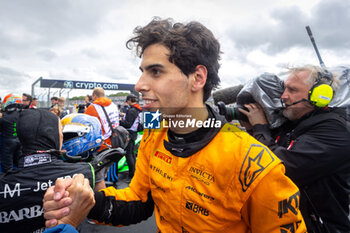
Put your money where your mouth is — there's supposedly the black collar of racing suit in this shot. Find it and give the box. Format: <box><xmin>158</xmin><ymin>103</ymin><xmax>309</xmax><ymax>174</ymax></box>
<box><xmin>163</xmin><ymin>104</ymin><xmax>226</xmax><ymax>158</ymax></box>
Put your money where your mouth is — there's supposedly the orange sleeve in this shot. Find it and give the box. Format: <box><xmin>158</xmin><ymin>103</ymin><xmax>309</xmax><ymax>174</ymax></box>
<box><xmin>84</xmin><ymin>104</ymin><xmax>98</xmax><ymax>118</ymax></box>
<box><xmin>84</xmin><ymin>104</ymin><xmax>103</xmax><ymax>134</ymax></box>
<box><xmin>88</xmin><ymin>132</ymin><xmax>153</xmax><ymax>226</ymax></box>
<box><xmin>101</xmin><ymin>131</ymin><xmax>152</xmax><ymax>202</ymax></box>
<box><xmin>242</xmin><ymin>164</ymin><xmax>307</xmax><ymax>233</ymax></box>
<box><xmin>84</xmin><ymin>104</ymin><xmax>110</xmax><ymax>150</ymax></box>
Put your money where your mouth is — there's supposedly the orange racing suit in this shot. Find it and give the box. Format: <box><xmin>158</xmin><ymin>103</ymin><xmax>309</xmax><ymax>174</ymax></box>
<box><xmin>88</xmin><ymin>109</ymin><xmax>306</xmax><ymax>232</ymax></box>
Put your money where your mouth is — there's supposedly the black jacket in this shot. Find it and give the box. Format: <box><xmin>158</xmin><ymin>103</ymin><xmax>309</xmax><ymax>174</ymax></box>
<box><xmin>252</xmin><ymin>108</ymin><xmax>350</xmax><ymax>233</ymax></box>
<box><xmin>0</xmin><ymin>109</ymin><xmax>20</xmax><ymax>140</ymax></box>
<box><xmin>0</xmin><ymin>155</ymin><xmax>94</xmax><ymax>233</ymax></box>
<box><xmin>120</xmin><ymin>104</ymin><xmax>142</xmax><ymax>139</ymax></box>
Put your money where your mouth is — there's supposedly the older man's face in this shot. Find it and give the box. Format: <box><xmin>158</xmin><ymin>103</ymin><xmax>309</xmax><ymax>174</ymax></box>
<box><xmin>281</xmin><ymin>71</ymin><xmax>314</xmax><ymax>121</ymax></box>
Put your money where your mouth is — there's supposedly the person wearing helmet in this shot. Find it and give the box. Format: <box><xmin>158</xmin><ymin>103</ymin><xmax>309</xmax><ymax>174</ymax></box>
<box><xmin>0</xmin><ymin>94</ymin><xmax>23</xmax><ymax>173</ymax></box>
<box><xmin>0</xmin><ymin>109</ymin><xmax>110</xmax><ymax>233</ymax></box>
<box><xmin>60</xmin><ymin>113</ymin><xmax>110</xmax><ymax>191</ymax></box>
<box><xmin>61</xmin><ymin>114</ymin><xmax>103</xmax><ymax>160</ymax></box>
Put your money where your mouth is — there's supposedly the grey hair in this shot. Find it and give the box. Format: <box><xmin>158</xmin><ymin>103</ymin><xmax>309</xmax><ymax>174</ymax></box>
<box><xmin>288</xmin><ymin>65</ymin><xmax>339</xmax><ymax>92</ymax></box>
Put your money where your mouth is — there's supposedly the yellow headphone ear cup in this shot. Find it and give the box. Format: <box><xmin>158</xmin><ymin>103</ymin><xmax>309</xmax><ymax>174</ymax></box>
<box><xmin>309</xmin><ymin>84</ymin><xmax>333</xmax><ymax>107</ymax></box>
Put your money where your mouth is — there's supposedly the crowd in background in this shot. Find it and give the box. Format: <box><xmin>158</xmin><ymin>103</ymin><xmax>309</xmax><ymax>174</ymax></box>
<box><xmin>0</xmin><ymin>90</ymin><xmax>141</xmax><ymax>174</ymax></box>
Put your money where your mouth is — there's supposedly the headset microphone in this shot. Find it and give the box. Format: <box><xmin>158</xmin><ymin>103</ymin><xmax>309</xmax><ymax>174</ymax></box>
<box><xmin>289</xmin><ymin>99</ymin><xmax>310</xmax><ymax>106</ymax></box>
<box><xmin>275</xmin><ymin>99</ymin><xmax>309</xmax><ymax>114</ymax></box>
<box><xmin>275</xmin><ymin>98</ymin><xmax>311</xmax><ymax>116</ymax></box>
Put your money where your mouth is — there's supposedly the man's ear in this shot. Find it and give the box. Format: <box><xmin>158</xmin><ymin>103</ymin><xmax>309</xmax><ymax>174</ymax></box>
<box><xmin>191</xmin><ymin>65</ymin><xmax>207</xmax><ymax>92</ymax></box>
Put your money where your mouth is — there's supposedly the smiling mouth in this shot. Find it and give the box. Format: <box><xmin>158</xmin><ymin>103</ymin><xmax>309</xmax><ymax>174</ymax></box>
<box><xmin>143</xmin><ymin>99</ymin><xmax>157</xmax><ymax>105</ymax></box>
<box><xmin>142</xmin><ymin>99</ymin><xmax>159</xmax><ymax>109</ymax></box>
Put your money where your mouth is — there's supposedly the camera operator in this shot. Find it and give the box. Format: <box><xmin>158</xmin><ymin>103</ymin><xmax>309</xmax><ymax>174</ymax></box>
<box><xmin>239</xmin><ymin>65</ymin><xmax>350</xmax><ymax>233</ymax></box>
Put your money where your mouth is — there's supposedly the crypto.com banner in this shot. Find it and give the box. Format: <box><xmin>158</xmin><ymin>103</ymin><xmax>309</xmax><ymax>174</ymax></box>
<box><xmin>40</xmin><ymin>79</ymin><xmax>134</xmax><ymax>91</ymax></box>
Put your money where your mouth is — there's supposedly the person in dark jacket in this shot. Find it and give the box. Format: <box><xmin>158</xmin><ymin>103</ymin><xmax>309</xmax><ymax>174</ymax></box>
<box><xmin>0</xmin><ymin>94</ymin><xmax>23</xmax><ymax>173</ymax></box>
<box><xmin>0</xmin><ymin>109</ymin><xmax>109</xmax><ymax>233</ymax></box>
<box><xmin>240</xmin><ymin>65</ymin><xmax>350</xmax><ymax>233</ymax></box>
<box><xmin>119</xmin><ymin>94</ymin><xmax>142</xmax><ymax>179</ymax></box>
<box><xmin>119</xmin><ymin>101</ymin><xmax>130</xmax><ymax>119</ymax></box>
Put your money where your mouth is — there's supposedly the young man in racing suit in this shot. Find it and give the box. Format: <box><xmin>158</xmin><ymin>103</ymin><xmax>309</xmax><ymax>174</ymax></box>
<box><xmin>42</xmin><ymin>18</ymin><xmax>307</xmax><ymax>233</ymax></box>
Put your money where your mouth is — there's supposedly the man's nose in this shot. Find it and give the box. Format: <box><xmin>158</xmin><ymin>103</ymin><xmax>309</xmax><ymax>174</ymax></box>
<box><xmin>135</xmin><ymin>73</ymin><xmax>148</xmax><ymax>93</ymax></box>
<box><xmin>280</xmin><ymin>90</ymin><xmax>288</xmax><ymax>100</ymax></box>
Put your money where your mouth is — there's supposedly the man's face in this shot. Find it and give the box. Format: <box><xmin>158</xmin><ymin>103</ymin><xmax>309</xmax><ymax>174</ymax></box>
<box><xmin>126</xmin><ymin>99</ymin><xmax>133</xmax><ymax>106</ymax></box>
<box><xmin>281</xmin><ymin>71</ymin><xmax>314</xmax><ymax>121</ymax></box>
<box><xmin>51</xmin><ymin>99</ymin><xmax>57</xmax><ymax>105</ymax></box>
<box><xmin>135</xmin><ymin>44</ymin><xmax>193</xmax><ymax>115</ymax></box>
<box><xmin>92</xmin><ymin>94</ymin><xmax>97</xmax><ymax>101</ymax></box>
<box><xmin>22</xmin><ymin>96</ymin><xmax>30</xmax><ymax>106</ymax></box>
<box><xmin>32</xmin><ymin>99</ymin><xmax>38</xmax><ymax>106</ymax></box>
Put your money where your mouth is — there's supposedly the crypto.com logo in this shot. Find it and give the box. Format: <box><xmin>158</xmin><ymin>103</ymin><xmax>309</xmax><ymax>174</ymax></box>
<box><xmin>63</xmin><ymin>81</ymin><xmax>74</xmax><ymax>88</ymax></box>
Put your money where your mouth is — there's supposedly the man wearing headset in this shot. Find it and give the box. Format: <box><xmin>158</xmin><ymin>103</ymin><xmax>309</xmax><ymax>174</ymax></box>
<box><xmin>240</xmin><ymin>65</ymin><xmax>350</xmax><ymax>233</ymax></box>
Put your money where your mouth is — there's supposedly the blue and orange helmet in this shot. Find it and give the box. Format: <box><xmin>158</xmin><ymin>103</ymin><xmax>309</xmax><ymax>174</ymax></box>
<box><xmin>61</xmin><ymin>114</ymin><xmax>102</xmax><ymax>158</ymax></box>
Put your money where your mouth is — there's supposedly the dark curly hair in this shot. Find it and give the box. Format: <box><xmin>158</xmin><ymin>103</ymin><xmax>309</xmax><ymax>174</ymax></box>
<box><xmin>126</xmin><ymin>17</ymin><xmax>221</xmax><ymax>101</ymax></box>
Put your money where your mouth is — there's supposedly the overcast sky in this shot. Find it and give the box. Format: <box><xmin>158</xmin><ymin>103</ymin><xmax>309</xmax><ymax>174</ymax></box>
<box><xmin>0</xmin><ymin>0</ymin><xmax>349</xmax><ymax>100</ymax></box>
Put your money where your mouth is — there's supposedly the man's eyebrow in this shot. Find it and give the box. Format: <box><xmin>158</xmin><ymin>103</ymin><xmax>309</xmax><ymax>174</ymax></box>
<box><xmin>139</xmin><ymin>64</ymin><xmax>164</xmax><ymax>72</ymax></box>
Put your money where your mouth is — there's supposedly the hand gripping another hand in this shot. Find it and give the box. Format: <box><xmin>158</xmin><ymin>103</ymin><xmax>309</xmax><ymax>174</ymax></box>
<box><xmin>43</xmin><ymin>174</ymin><xmax>95</xmax><ymax>228</ymax></box>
